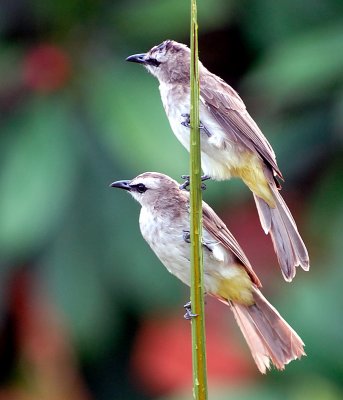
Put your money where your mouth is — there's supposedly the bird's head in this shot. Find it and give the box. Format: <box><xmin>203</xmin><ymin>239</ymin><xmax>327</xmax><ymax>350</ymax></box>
<box><xmin>126</xmin><ymin>40</ymin><xmax>191</xmax><ymax>83</ymax></box>
<box><xmin>110</xmin><ymin>172</ymin><xmax>182</xmax><ymax>208</ymax></box>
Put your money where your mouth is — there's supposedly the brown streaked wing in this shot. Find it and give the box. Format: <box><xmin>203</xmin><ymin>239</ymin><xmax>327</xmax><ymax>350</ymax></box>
<box><xmin>200</xmin><ymin>73</ymin><xmax>283</xmax><ymax>180</ymax></box>
<box><xmin>202</xmin><ymin>203</ymin><xmax>262</xmax><ymax>287</ymax></box>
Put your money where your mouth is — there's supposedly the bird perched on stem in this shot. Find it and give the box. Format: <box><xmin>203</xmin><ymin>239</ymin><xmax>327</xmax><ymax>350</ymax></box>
<box><xmin>110</xmin><ymin>172</ymin><xmax>305</xmax><ymax>373</ymax></box>
<box><xmin>126</xmin><ymin>40</ymin><xmax>309</xmax><ymax>282</ymax></box>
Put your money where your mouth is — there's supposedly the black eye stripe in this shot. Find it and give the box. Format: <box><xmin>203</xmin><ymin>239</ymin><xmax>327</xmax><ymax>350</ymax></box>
<box><xmin>146</xmin><ymin>58</ymin><xmax>161</xmax><ymax>67</ymax></box>
<box><xmin>131</xmin><ymin>183</ymin><xmax>147</xmax><ymax>193</ymax></box>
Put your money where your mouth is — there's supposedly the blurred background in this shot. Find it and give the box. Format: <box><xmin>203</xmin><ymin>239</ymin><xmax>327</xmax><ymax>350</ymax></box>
<box><xmin>0</xmin><ymin>0</ymin><xmax>343</xmax><ymax>399</ymax></box>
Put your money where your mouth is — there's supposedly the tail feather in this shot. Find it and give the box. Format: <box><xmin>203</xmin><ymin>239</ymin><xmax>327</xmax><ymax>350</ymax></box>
<box><xmin>254</xmin><ymin>184</ymin><xmax>309</xmax><ymax>282</ymax></box>
<box><xmin>229</xmin><ymin>288</ymin><xmax>305</xmax><ymax>373</ymax></box>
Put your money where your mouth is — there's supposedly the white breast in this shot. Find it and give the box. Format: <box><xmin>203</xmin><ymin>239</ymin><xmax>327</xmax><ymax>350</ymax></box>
<box><xmin>159</xmin><ymin>83</ymin><xmax>191</xmax><ymax>151</ymax></box>
<box><xmin>139</xmin><ymin>205</ymin><xmax>239</xmax><ymax>295</ymax></box>
<box><xmin>159</xmin><ymin>83</ymin><xmax>248</xmax><ymax>181</ymax></box>
<box><xmin>139</xmin><ymin>206</ymin><xmax>192</xmax><ymax>286</ymax></box>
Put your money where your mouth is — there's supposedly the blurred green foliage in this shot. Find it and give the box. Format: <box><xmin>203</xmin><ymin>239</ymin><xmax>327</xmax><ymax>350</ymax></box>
<box><xmin>0</xmin><ymin>1</ymin><xmax>343</xmax><ymax>399</ymax></box>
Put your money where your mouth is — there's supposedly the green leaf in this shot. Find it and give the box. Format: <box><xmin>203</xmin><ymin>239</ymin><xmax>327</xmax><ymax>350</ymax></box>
<box><xmin>83</xmin><ymin>61</ymin><xmax>189</xmax><ymax>177</ymax></box>
<box><xmin>244</xmin><ymin>24</ymin><xmax>343</xmax><ymax>107</ymax></box>
<box><xmin>0</xmin><ymin>97</ymin><xmax>81</xmax><ymax>260</ymax></box>
<box><xmin>112</xmin><ymin>0</ymin><xmax>233</xmax><ymax>44</ymax></box>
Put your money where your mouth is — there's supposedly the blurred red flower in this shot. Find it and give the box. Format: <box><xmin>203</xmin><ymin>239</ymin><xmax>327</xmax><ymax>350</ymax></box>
<box><xmin>6</xmin><ymin>269</ymin><xmax>92</xmax><ymax>400</ymax></box>
<box><xmin>130</xmin><ymin>300</ymin><xmax>255</xmax><ymax>396</ymax></box>
<box><xmin>23</xmin><ymin>45</ymin><xmax>71</xmax><ymax>92</ymax></box>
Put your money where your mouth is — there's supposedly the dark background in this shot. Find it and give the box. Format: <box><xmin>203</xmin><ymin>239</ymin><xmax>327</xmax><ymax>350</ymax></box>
<box><xmin>0</xmin><ymin>1</ymin><xmax>343</xmax><ymax>399</ymax></box>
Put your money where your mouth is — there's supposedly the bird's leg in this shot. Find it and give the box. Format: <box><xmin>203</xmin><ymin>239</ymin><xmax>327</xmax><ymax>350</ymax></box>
<box><xmin>181</xmin><ymin>113</ymin><xmax>212</xmax><ymax>137</ymax></box>
<box><xmin>183</xmin><ymin>301</ymin><xmax>198</xmax><ymax>320</ymax></box>
<box><xmin>180</xmin><ymin>113</ymin><xmax>191</xmax><ymax>128</ymax></box>
<box><xmin>184</xmin><ymin>230</ymin><xmax>214</xmax><ymax>256</ymax></box>
<box><xmin>182</xmin><ymin>230</ymin><xmax>191</xmax><ymax>243</ymax></box>
<box><xmin>201</xmin><ymin>175</ymin><xmax>211</xmax><ymax>182</ymax></box>
<box><xmin>179</xmin><ymin>175</ymin><xmax>190</xmax><ymax>191</ymax></box>
<box><xmin>179</xmin><ymin>174</ymin><xmax>211</xmax><ymax>191</ymax></box>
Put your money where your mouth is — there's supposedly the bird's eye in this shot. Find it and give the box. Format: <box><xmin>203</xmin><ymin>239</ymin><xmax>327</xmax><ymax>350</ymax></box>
<box><xmin>136</xmin><ymin>183</ymin><xmax>147</xmax><ymax>193</ymax></box>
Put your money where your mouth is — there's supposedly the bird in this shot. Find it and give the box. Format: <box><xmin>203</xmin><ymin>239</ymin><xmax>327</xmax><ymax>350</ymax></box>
<box><xmin>126</xmin><ymin>40</ymin><xmax>309</xmax><ymax>282</ymax></box>
<box><xmin>110</xmin><ymin>172</ymin><xmax>305</xmax><ymax>373</ymax></box>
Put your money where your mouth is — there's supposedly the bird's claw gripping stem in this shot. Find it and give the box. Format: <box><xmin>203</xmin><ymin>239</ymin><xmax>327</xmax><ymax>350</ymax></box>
<box><xmin>179</xmin><ymin>174</ymin><xmax>211</xmax><ymax>191</ymax></box>
<box><xmin>183</xmin><ymin>301</ymin><xmax>198</xmax><ymax>320</ymax></box>
<box><xmin>181</xmin><ymin>113</ymin><xmax>211</xmax><ymax>137</ymax></box>
<box><xmin>182</xmin><ymin>230</ymin><xmax>191</xmax><ymax>243</ymax></box>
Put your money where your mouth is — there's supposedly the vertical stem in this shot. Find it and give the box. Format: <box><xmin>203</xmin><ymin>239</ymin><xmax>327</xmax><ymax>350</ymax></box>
<box><xmin>189</xmin><ymin>1</ymin><xmax>208</xmax><ymax>399</ymax></box>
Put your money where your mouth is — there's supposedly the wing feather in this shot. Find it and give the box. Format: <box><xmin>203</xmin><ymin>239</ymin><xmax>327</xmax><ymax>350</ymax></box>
<box><xmin>202</xmin><ymin>202</ymin><xmax>262</xmax><ymax>287</ymax></box>
<box><xmin>200</xmin><ymin>73</ymin><xmax>283</xmax><ymax>180</ymax></box>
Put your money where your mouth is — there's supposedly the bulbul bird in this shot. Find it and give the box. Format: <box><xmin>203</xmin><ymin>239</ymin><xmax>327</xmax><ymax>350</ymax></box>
<box><xmin>126</xmin><ymin>40</ymin><xmax>309</xmax><ymax>282</ymax></box>
<box><xmin>110</xmin><ymin>172</ymin><xmax>305</xmax><ymax>373</ymax></box>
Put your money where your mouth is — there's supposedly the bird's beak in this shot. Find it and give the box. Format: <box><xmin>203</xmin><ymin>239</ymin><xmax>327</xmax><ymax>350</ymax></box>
<box><xmin>110</xmin><ymin>180</ymin><xmax>132</xmax><ymax>191</ymax></box>
<box><xmin>126</xmin><ymin>53</ymin><xmax>147</xmax><ymax>64</ymax></box>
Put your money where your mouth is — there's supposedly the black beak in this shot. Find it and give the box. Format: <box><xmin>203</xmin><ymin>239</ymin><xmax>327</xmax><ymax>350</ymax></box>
<box><xmin>126</xmin><ymin>53</ymin><xmax>147</xmax><ymax>64</ymax></box>
<box><xmin>110</xmin><ymin>180</ymin><xmax>132</xmax><ymax>191</ymax></box>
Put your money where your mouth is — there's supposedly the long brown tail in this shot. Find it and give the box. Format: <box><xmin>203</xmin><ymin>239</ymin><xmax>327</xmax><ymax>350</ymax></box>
<box><xmin>253</xmin><ymin>180</ymin><xmax>309</xmax><ymax>281</ymax></box>
<box><xmin>229</xmin><ymin>288</ymin><xmax>305</xmax><ymax>373</ymax></box>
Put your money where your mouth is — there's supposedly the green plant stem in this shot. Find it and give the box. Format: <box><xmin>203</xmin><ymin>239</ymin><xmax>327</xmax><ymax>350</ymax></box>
<box><xmin>189</xmin><ymin>1</ymin><xmax>208</xmax><ymax>399</ymax></box>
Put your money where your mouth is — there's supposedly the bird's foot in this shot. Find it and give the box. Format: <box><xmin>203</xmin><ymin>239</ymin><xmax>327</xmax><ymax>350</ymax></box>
<box><xmin>182</xmin><ymin>230</ymin><xmax>191</xmax><ymax>243</ymax></box>
<box><xmin>181</xmin><ymin>113</ymin><xmax>211</xmax><ymax>137</ymax></box>
<box><xmin>183</xmin><ymin>301</ymin><xmax>198</xmax><ymax>320</ymax></box>
<box><xmin>181</xmin><ymin>113</ymin><xmax>191</xmax><ymax>129</ymax></box>
<box><xmin>179</xmin><ymin>175</ymin><xmax>190</xmax><ymax>190</ymax></box>
<box><xmin>179</xmin><ymin>174</ymin><xmax>211</xmax><ymax>191</ymax></box>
